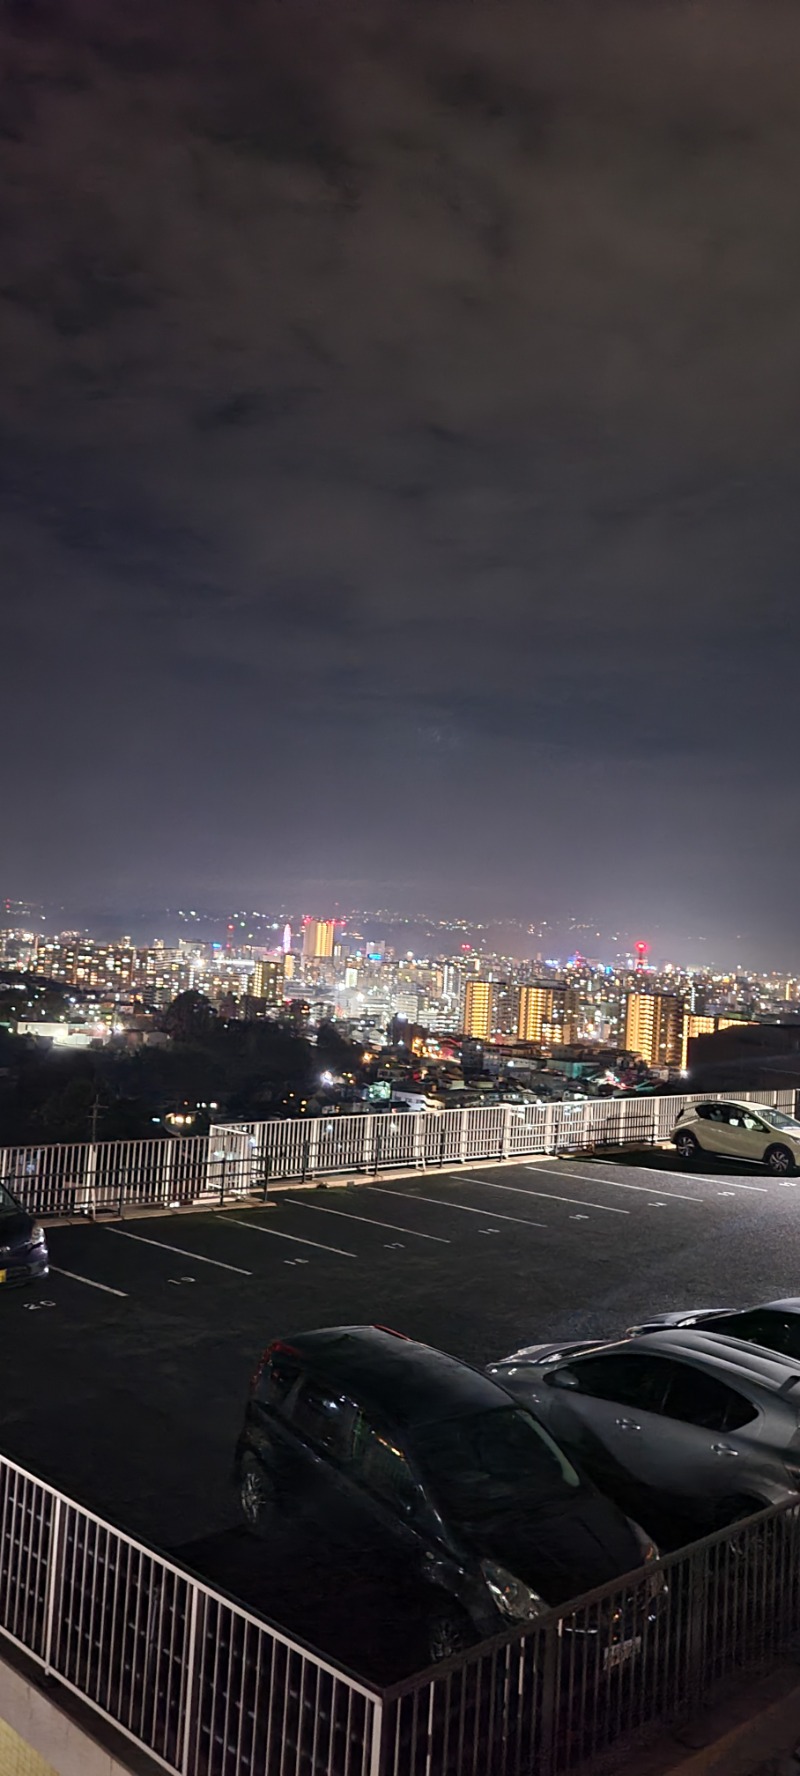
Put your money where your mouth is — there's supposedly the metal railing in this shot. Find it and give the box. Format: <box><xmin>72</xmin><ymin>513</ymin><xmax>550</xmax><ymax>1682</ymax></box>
<box><xmin>379</xmin><ymin>1498</ymin><xmax>800</xmax><ymax>1776</ymax></box>
<box><xmin>0</xmin><ymin>1451</ymin><xmax>382</xmax><ymax>1776</ymax></box>
<box><xmin>3</xmin><ymin>1445</ymin><xmax>800</xmax><ymax>1776</ymax></box>
<box><xmin>1</xmin><ymin>1088</ymin><xmax>795</xmax><ymax>1219</ymax></box>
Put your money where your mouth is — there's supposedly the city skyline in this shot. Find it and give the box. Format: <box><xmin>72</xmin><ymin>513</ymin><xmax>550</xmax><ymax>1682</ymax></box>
<box><xmin>1</xmin><ymin>895</ymin><xmax>800</xmax><ymax>980</ymax></box>
<box><xmin>2</xmin><ymin>910</ymin><xmax>792</xmax><ymax>1103</ymax></box>
<box><xmin>4</xmin><ymin>891</ymin><xmax>800</xmax><ymax>980</ymax></box>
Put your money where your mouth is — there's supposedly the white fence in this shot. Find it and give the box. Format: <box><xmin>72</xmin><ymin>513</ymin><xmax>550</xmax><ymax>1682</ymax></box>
<box><xmin>0</xmin><ymin>1452</ymin><xmax>382</xmax><ymax>1776</ymax></box>
<box><xmin>380</xmin><ymin>1496</ymin><xmax>800</xmax><ymax>1776</ymax></box>
<box><xmin>1</xmin><ymin>1089</ymin><xmax>795</xmax><ymax>1219</ymax></box>
<box><xmin>4</xmin><ymin>1448</ymin><xmax>800</xmax><ymax>1776</ymax></box>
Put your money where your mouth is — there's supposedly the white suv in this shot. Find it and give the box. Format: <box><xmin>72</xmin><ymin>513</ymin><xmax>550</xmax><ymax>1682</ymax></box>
<box><xmin>672</xmin><ymin>1100</ymin><xmax>800</xmax><ymax>1175</ymax></box>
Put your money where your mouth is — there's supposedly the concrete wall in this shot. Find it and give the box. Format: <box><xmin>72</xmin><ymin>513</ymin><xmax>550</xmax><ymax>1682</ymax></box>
<box><xmin>0</xmin><ymin>1655</ymin><xmax>138</xmax><ymax>1776</ymax></box>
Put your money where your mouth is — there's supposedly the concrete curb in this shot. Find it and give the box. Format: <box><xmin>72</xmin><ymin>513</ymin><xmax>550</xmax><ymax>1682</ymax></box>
<box><xmin>40</xmin><ymin>1147</ymin><xmax>585</xmax><ymax>1228</ymax></box>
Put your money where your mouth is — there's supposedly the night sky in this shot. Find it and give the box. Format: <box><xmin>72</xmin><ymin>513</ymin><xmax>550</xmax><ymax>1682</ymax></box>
<box><xmin>3</xmin><ymin>1</ymin><xmax>800</xmax><ymax>963</ymax></box>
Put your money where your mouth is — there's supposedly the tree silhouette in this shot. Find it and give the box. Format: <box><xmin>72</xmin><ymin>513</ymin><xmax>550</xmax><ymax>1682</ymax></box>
<box><xmin>161</xmin><ymin>990</ymin><xmax>216</xmax><ymax>1044</ymax></box>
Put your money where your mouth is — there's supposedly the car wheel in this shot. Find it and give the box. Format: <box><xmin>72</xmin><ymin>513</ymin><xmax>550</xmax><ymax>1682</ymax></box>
<box><xmin>765</xmin><ymin>1144</ymin><xmax>795</xmax><ymax>1177</ymax></box>
<box><xmin>675</xmin><ymin>1130</ymin><xmax>700</xmax><ymax>1165</ymax></box>
<box><xmin>426</xmin><ymin>1603</ymin><xmax>475</xmax><ymax>1664</ymax></box>
<box><xmin>239</xmin><ymin>1454</ymin><xmax>278</xmax><ymax>1535</ymax></box>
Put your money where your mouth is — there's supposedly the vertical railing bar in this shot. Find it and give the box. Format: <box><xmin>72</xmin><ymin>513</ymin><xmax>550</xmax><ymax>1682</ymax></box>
<box><xmin>106</xmin><ymin>1519</ymin><xmax>123</xmax><ymax>1713</ymax></box>
<box><xmin>42</xmin><ymin>1493</ymin><xmax>62</xmax><ymax>1675</ymax></box>
<box><xmin>180</xmin><ymin>1583</ymin><xmax>200</xmax><ymax>1776</ymax></box>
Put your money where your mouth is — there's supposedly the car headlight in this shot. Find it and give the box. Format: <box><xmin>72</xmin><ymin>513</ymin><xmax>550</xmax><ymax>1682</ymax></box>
<box><xmin>30</xmin><ymin>1223</ymin><xmax>47</xmax><ymax>1247</ymax></box>
<box><xmin>480</xmin><ymin>1558</ymin><xmax>548</xmax><ymax>1622</ymax></box>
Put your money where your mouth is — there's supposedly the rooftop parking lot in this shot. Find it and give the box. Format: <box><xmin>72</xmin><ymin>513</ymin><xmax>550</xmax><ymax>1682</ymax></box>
<box><xmin>5</xmin><ymin>1147</ymin><xmax>800</xmax><ymax>1675</ymax></box>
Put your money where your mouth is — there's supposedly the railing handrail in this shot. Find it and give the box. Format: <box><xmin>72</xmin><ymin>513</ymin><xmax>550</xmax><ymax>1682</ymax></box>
<box><xmin>3</xmin><ymin>1442</ymin><xmax>796</xmax><ymax>1776</ymax></box>
<box><xmin>0</xmin><ymin>1445</ymin><xmax>382</xmax><ymax>1699</ymax></box>
<box><xmin>380</xmin><ymin>1492</ymin><xmax>793</xmax><ymax>1700</ymax></box>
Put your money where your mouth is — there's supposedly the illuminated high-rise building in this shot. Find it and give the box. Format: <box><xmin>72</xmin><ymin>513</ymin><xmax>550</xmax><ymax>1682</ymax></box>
<box><xmin>463</xmin><ymin>979</ymin><xmax>493</xmax><ymax>1040</ymax></box>
<box><xmin>302</xmin><ymin>919</ymin><xmax>336</xmax><ymax>960</ymax></box>
<box><xmin>517</xmin><ymin>984</ymin><xmax>581</xmax><ymax>1047</ymax></box>
<box><xmin>252</xmin><ymin>958</ymin><xmax>284</xmax><ymax>1007</ymax></box>
<box><xmin>517</xmin><ymin>985</ymin><xmax>552</xmax><ymax>1044</ymax></box>
<box><xmin>491</xmin><ymin>980</ymin><xmax>519</xmax><ymax>1037</ymax></box>
<box><xmin>624</xmin><ymin>992</ymin><xmax>682</xmax><ymax>1068</ymax></box>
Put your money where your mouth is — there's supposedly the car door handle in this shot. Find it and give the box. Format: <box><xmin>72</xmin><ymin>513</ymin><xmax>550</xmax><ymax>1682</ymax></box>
<box><xmin>615</xmin><ymin>1417</ymin><xmax>641</xmax><ymax>1432</ymax></box>
<box><xmin>712</xmin><ymin>1443</ymin><xmax>739</xmax><ymax>1457</ymax></box>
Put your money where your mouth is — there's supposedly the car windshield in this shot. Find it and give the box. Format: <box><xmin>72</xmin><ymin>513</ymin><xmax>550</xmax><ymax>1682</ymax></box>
<box><xmin>759</xmin><ymin>1109</ymin><xmax>800</xmax><ymax>1133</ymax></box>
<box><xmin>701</xmin><ymin>1307</ymin><xmax>800</xmax><ymax>1359</ymax></box>
<box><xmin>0</xmin><ymin>1183</ymin><xmax>19</xmax><ymax>1216</ymax></box>
<box><xmin>414</xmin><ymin>1406</ymin><xmax>583</xmax><ymax>1524</ymax></box>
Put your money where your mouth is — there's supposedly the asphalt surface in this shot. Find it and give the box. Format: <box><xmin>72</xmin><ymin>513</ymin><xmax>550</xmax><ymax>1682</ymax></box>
<box><xmin>4</xmin><ymin>1146</ymin><xmax>800</xmax><ymax>1676</ymax></box>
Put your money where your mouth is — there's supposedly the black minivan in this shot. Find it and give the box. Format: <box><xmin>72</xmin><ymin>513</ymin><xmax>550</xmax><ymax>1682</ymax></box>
<box><xmin>0</xmin><ymin>1181</ymin><xmax>49</xmax><ymax>1286</ymax></box>
<box><xmin>234</xmin><ymin>1325</ymin><xmax>661</xmax><ymax>1664</ymax></box>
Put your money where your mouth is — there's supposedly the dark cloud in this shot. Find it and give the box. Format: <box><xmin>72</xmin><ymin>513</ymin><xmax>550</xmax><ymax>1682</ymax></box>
<box><xmin>2</xmin><ymin>0</ymin><xmax>800</xmax><ymax>961</ymax></box>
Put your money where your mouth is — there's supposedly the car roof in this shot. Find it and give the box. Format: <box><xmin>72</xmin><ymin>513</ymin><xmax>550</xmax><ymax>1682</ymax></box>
<box><xmin>281</xmin><ymin>1325</ymin><xmax>512</xmax><ymax>1429</ymax></box>
<box><xmin>633</xmin><ymin>1327</ymin><xmax>800</xmax><ymax>1393</ymax></box>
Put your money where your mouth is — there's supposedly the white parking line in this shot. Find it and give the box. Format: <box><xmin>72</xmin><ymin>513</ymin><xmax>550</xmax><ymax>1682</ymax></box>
<box><xmin>104</xmin><ymin>1226</ymin><xmax>252</xmax><ymax>1275</ymax></box>
<box><xmin>527</xmin><ymin>1166</ymin><xmax>704</xmax><ymax>1205</ymax></box>
<box><xmin>468</xmin><ymin>1177</ymin><xmax>629</xmax><ymax>1216</ymax></box>
<box><xmin>591</xmin><ymin>1160</ymin><xmax>768</xmax><ymax>1196</ymax></box>
<box><xmin>50</xmin><ymin>1266</ymin><xmax>128</xmax><ymax>1298</ymax></box>
<box><xmin>363</xmin><ymin>1185</ymin><xmax>547</xmax><ymax>1231</ymax></box>
<box><xmin>700</xmin><ymin>1179</ymin><xmax>768</xmax><ymax>1193</ymax></box>
<box><xmin>283</xmin><ymin>1199</ymin><xmax>450</xmax><ymax>1244</ymax></box>
<box><xmin>223</xmin><ymin>1216</ymin><xmax>357</xmax><ymax>1259</ymax></box>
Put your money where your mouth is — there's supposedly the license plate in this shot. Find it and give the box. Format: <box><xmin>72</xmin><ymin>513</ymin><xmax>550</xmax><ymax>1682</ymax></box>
<box><xmin>0</xmin><ymin>1271</ymin><xmax>6</xmax><ymax>1285</ymax></box>
<box><xmin>604</xmin><ymin>1636</ymin><xmax>641</xmax><ymax>1671</ymax></box>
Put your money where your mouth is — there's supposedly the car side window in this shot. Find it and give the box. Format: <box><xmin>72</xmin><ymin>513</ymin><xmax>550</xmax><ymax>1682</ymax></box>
<box><xmin>289</xmin><ymin>1381</ymin><xmax>357</xmax><ymax>1461</ymax></box>
<box><xmin>564</xmin><ymin>1353</ymin><xmax>671</xmax><ymax>1412</ymax></box>
<box><xmin>661</xmin><ymin>1363</ymin><xmax>757</xmax><ymax>1432</ymax></box>
<box><xmin>741</xmin><ymin>1113</ymin><xmax>764</xmax><ymax>1131</ymax></box>
<box><xmin>350</xmin><ymin>1414</ymin><xmax>421</xmax><ymax>1515</ymax></box>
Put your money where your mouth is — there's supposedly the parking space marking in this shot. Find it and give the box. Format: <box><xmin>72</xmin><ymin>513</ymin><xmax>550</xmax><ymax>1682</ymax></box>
<box><xmin>529</xmin><ymin>1166</ymin><xmax>704</xmax><ymax>1205</ymax></box>
<box><xmin>50</xmin><ymin>1267</ymin><xmax>129</xmax><ymax>1297</ymax></box>
<box><xmin>692</xmin><ymin>1179</ymin><xmax>768</xmax><ymax>1193</ymax></box>
<box><xmin>467</xmin><ymin>1176</ymin><xmax>629</xmax><ymax>1216</ymax></box>
<box><xmin>104</xmin><ymin>1226</ymin><xmax>252</xmax><ymax>1274</ymax></box>
<box><xmin>283</xmin><ymin>1198</ymin><xmax>450</xmax><ymax>1244</ymax></box>
<box><xmin>363</xmin><ymin>1185</ymin><xmax>546</xmax><ymax>1231</ymax></box>
<box><xmin>223</xmin><ymin>1217</ymin><xmax>357</xmax><ymax>1259</ymax></box>
<box><xmin>592</xmin><ymin>1161</ymin><xmax>769</xmax><ymax>1195</ymax></box>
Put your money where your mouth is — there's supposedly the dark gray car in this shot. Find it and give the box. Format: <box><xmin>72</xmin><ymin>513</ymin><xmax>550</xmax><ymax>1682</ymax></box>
<box><xmin>236</xmin><ymin>1325</ymin><xmax>661</xmax><ymax>1664</ymax></box>
<box><xmin>488</xmin><ymin>1328</ymin><xmax>800</xmax><ymax>1544</ymax></box>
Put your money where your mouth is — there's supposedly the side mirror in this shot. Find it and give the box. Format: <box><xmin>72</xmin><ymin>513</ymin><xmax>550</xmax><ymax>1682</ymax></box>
<box><xmin>547</xmin><ymin>1368</ymin><xmax>580</xmax><ymax>1391</ymax></box>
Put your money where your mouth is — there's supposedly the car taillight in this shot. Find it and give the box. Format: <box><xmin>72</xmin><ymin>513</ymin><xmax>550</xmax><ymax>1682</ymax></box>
<box><xmin>251</xmin><ymin>1339</ymin><xmax>298</xmax><ymax>1391</ymax></box>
